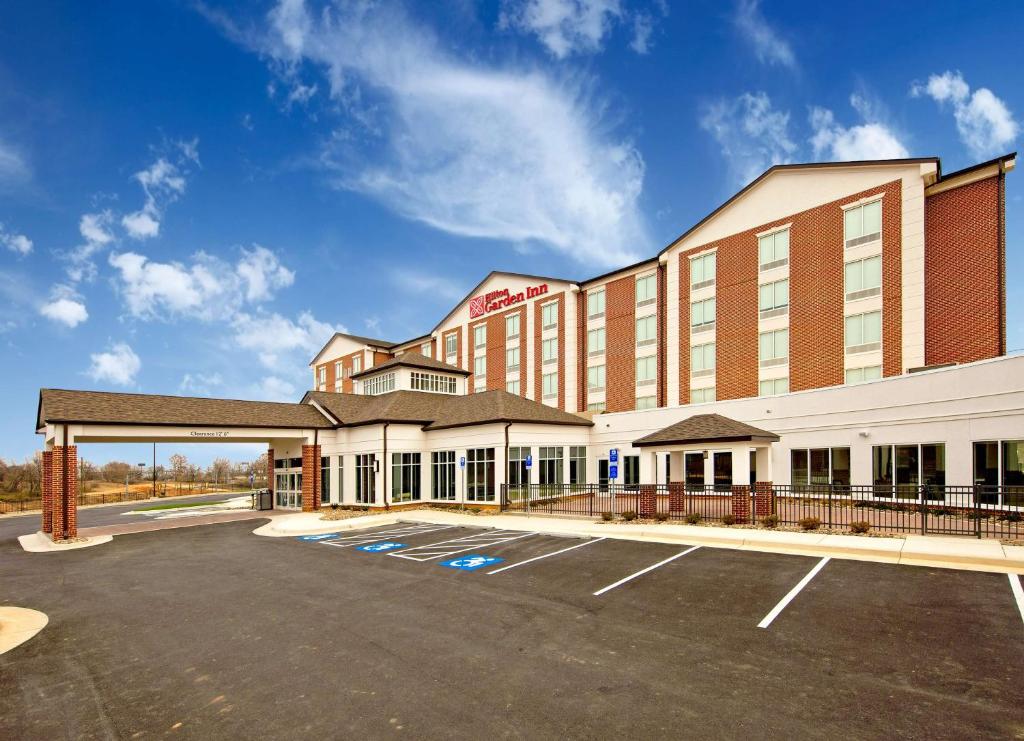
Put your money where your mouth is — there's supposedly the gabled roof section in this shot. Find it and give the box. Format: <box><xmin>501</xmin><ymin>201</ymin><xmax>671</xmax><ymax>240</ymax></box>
<box><xmin>350</xmin><ymin>351</ymin><xmax>470</xmax><ymax>379</ymax></box>
<box><xmin>309</xmin><ymin>332</ymin><xmax>396</xmax><ymax>367</ymax></box>
<box><xmin>36</xmin><ymin>389</ymin><xmax>334</xmax><ymax>432</ymax></box>
<box><xmin>430</xmin><ymin>270</ymin><xmax>576</xmax><ymax>332</ymax></box>
<box><xmin>633</xmin><ymin>413</ymin><xmax>779</xmax><ymax>447</ymax></box>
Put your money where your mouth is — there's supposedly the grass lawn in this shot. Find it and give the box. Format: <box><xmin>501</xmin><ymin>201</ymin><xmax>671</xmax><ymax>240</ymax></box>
<box><xmin>131</xmin><ymin>500</ymin><xmax>231</xmax><ymax>512</ymax></box>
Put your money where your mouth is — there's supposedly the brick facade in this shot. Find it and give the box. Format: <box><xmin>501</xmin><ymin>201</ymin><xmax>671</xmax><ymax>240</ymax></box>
<box><xmin>678</xmin><ymin>255</ymin><xmax>691</xmax><ymax>405</ymax></box>
<box><xmin>657</xmin><ymin>264</ymin><xmax>667</xmax><ymax>408</ymax></box>
<box><xmin>485</xmin><ymin>311</ymin><xmax>506</xmax><ymax>390</ymax></box>
<box><xmin>51</xmin><ymin>444</ymin><xmax>78</xmax><ymax>540</ymax></box>
<box><xmin>41</xmin><ymin>450</ymin><xmax>53</xmax><ymax>534</ymax></box>
<box><xmin>605</xmin><ymin>276</ymin><xmax>636</xmax><ymax>412</ymax></box>
<box><xmin>924</xmin><ymin>175</ymin><xmax>1005</xmax><ymax>365</ymax></box>
<box><xmin>268</xmin><ymin>448</ymin><xmax>274</xmax><ymax>494</ymax></box>
<box><xmin>533</xmin><ymin>292</ymin><xmax>566</xmax><ymax>407</ymax></box>
<box><xmin>576</xmin><ymin>291</ymin><xmax>586</xmax><ymax>412</ymax></box>
<box><xmin>301</xmin><ymin>444</ymin><xmax>321</xmax><ymax>512</ymax></box>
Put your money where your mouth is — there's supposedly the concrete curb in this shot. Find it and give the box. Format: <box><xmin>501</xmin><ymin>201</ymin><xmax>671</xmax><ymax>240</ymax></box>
<box><xmin>0</xmin><ymin>607</ymin><xmax>48</xmax><ymax>655</ymax></box>
<box><xmin>17</xmin><ymin>531</ymin><xmax>113</xmax><ymax>553</ymax></box>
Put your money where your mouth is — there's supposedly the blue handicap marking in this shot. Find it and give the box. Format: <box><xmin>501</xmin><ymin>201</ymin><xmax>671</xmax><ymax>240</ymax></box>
<box><xmin>440</xmin><ymin>554</ymin><xmax>504</xmax><ymax>571</ymax></box>
<box><xmin>356</xmin><ymin>541</ymin><xmax>406</xmax><ymax>553</ymax></box>
<box><xmin>296</xmin><ymin>533</ymin><xmax>341</xmax><ymax>541</ymax></box>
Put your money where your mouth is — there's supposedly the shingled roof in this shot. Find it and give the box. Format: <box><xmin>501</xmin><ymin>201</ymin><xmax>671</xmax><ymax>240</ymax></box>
<box><xmin>349</xmin><ymin>351</ymin><xmax>470</xmax><ymax>379</ymax></box>
<box><xmin>36</xmin><ymin>388</ymin><xmax>334</xmax><ymax>431</ymax></box>
<box><xmin>633</xmin><ymin>413</ymin><xmax>779</xmax><ymax>447</ymax></box>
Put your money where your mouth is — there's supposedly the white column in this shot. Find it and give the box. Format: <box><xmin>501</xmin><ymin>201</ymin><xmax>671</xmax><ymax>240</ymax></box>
<box><xmin>755</xmin><ymin>446</ymin><xmax>773</xmax><ymax>482</ymax></box>
<box><xmin>732</xmin><ymin>445</ymin><xmax>751</xmax><ymax>486</ymax></box>
<box><xmin>639</xmin><ymin>450</ymin><xmax>658</xmax><ymax>485</ymax></box>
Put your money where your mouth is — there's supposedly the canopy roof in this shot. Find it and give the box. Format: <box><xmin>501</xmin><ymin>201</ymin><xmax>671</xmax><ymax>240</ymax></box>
<box><xmin>350</xmin><ymin>351</ymin><xmax>470</xmax><ymax>379</ymax></box>
<box><xmin>633</xmin><ymin>413</ymin><xmax>779</xmax><ymax>447</ymax></box>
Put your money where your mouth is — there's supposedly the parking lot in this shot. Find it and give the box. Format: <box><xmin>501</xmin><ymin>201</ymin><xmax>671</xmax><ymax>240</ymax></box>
<box><xmin>2</xmin><ymin>519</ymin><xmax>1023</xmax><ymax>739</ymax></box>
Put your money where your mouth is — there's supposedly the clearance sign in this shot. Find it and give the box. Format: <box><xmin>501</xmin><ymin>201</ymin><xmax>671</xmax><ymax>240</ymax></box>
<box><xmin>469</xmin><ymin>283</ymin><xmax>549</xmax><ymax>318</ymax></box>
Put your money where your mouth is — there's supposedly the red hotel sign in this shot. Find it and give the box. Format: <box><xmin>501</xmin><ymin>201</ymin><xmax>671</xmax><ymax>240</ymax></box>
<box><xmin>469</xmin><ymin>283</ymin><xmax>549</xmax><ymax>318</ymax></box>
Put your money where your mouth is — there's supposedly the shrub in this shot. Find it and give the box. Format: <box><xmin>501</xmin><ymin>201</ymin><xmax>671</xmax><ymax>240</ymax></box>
<box><xmin>653</xmin><ymin>511</ymin><xmax>669</xmax><ymax>522</ymax></box>
<box><xmin>685</xmin><ymin>512</ymin><xmax>702</xmax><ymax>525</ymax></box>
<box><xmin>1001</xmin><ymin>512</ymin><xmax>1023</xmax><ymax>523</ymax></box>
<box><xmin>850</xmin><ymin>520</ymin><xmax>870</xmax><ymax>534</ymax></box>
<box><xmin>721</xmin><ymin>514</ymin><xmax>736</xmax><ymax>526</ymax></box>
<box><xmin>621</xmin><ymin>510</ymin><xmax>637</xmax><ymax>521</ymax></box>
<box><xmin>798</xmin><ymin>516</ymin><xmax>822</xmax><ymax>531</ymax></box>
<box><xmin>600</xmin><ymin>511</ymin><xmax>614</xmax><ymax>522</ymax></box>
<box><xmin>760</xmin><ymin>514</ymin><xmax>780</xmax><ymax>528</ymax></box>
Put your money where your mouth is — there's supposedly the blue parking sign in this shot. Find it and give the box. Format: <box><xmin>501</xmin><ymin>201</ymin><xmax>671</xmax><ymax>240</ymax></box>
<box><xmin>609</xmin><ymin>448</ymin><xmax>619</xmax><ymax>463</ymax></box>
<box><xmin>459</xmin><ymin>456</ymin><xmax>466</xmax><ymax>468</ymax></box>
<box><xmin>609</xmin><ymin>464</ymin><xmax>618</xmax><ymax>479</ymax></box>
<box><xmin>525</xmin><ymin>454</ymin><xmax>532</xmax><ymax>469</ymax></box>
<box><xmin>356</xmin><ymin>542</ymin><xmax>405</xmax><ymax>553</ymax></box>
<box><xmin>440</xmin><ymin>554</ymin><xmax>503</xmax><ymax>571</ymax></box>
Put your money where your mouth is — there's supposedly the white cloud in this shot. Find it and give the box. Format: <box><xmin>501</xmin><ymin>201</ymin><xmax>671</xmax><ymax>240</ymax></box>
<box><xmin>251</xmin><ymin>375</ymin><xmax>298</xmax><ymax>402</ymax></box>
<box><xmin>79</xmin><ymin>211</ymin><xmax>116</xmax><ymax>246</ymax></box>
<box><xmin>236</xmin><ymin>245</ymin><xmax>295</xmax><ymax>302</ymax></box>
<box><xmin>67</xmin><ymin>210</ymin><xmax>117</xmax><ymax>283</ymax></box>
<box><xmin>232</xmin><ymin>310</ymin><xmax>339</xmax><ymax>369</ymax></box>
<box><xmin>121</xmin><ymin>155</ymin><xmax>190</xmax><ymax>240</ymax></box>
<box><xmin>179</xmin><ymin>372</ymin><xmax>224</xmax><ymax>396</ymax></box>
<box><xmin>911</xmin><ymin>70</ymin><xmax>1018</xmax><ymax>158</ymax></box>
<box><xmin>809</xmin><ymin>98</ymin><xmax>909</xmax><ymax>161</ymax></box>
<box><xmin>391</xmin><ymin>270</ymin><xmax>466</xmax><ymax>303</ymax></box>
<box><xmin>121</xmin><ymin>209</ymin><xmax>161</xmax><ymax>239</ymax></box>
<box><xmin>0</xmin><ymin>224</ymin><xmax>32</xmax><ymax>255</ymax></box>
<box><xmin>39</xmin><ymin>285</ymin><xmax>89</xmax><ymax>328</ymax></box>
<box><xmin>208</xmin><ymin>0</ymin><xmax>649</xmax><ymax>268</ymax></box>
<box><xmin>0</xmin><ymin>138</ymin><xmax>30</xmax><ymax>184</ymax></box>
<box><xmin>699</xmin><ymin>92</ymin><xmax>797</xmax><ymax>185</ymax></box>
<box><xmin>630</xmin><ymin>11</ymin><xmax>654</xmax><ymax>54</ymax></box>
<box><xmin>499</xmin><ymin>0</ymin><xmax>622</xmax><ymax>59</ymax></box>
<box><xmin>87</xmin><ymin>342</ymin><xmax>141</xmax><ymax>386</ymax></box>
<box><xmin>734</xmin><ymin>0</ymin><xmax>795</xmax><ymax>69</ymax></box>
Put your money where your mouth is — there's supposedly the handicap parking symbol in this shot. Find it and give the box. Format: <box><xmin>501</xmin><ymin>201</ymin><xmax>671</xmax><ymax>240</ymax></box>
<box><xmin>356</xmin><ymin>541</ymin><xmax>406</xmax><ymax>553</ymax></box>
<box><xmin>296</xmin><ymin>533</ymin><xmax>341</xmax><ymax>541</ymax></box>
<box><xmin>439</xmin><ymin>554</ymin><xmax>503</xmax><ymax>571</ymax></box>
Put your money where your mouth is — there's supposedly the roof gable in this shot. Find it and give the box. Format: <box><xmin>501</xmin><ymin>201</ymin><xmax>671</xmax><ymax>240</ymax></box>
<box><xmin>633</xmin><ymin>413</ymin><xmax>778</xmax><ymax>447</ymax></box>
<box><xmin>433</xmin><ymin>271</ymin><xmax>575</xmax><ymax>331</ymax></box>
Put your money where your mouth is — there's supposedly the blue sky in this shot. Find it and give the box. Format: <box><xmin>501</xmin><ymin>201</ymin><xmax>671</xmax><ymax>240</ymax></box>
<box><xmin>1</xmin><ymin>0</ymin><xmax>1021</xmax><ymax>467</ymax></box>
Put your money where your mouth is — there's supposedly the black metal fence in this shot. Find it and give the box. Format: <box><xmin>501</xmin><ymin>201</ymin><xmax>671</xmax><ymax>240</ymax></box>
<box><xmin>500</xmin><ymin>483</ymin><xmax>1024</xmax><ymax>539</ymax></box>
<box><xmin>0</xmin><ymin>489</ymin><xmax>159</xmax><ymax>515</ymax></box>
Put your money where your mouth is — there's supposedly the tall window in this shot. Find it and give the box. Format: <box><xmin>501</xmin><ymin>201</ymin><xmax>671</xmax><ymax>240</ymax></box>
<box><xmin>691</xmin><ymin>342</ymin><xmax>715</xmax><ymax>377</ymax></box>
<box><xmin>352</xmin><ymin>355</ymin><xmax>362</xmax><ymax>374</ymax></box>
<box><xmin>587</xmin><ymin>364</ymin><xmax>606</xmax><ymax>391</ymax></box>
<box><xmin>844</xmin><ymin>199</ymin><xmax>882</xmax><ymax>247</ymax></box>
<box><xmin>636</xmin><ymin>356</ymin><xmax>656</xmax><ymax>385</ymax></box>
<box><xmin>790</xmin><ymin>448</ymin><xmax>851</xmax><ymax>487</ymax></box>
<box><xmin>538</xmin><ymin>446</ymin><xmax>563</xmax><ymax>485</ymax></box>
<box><xmin>542</xmin><ymin>301</ymin><xmax>558</xmax><ymax>330</ymax></box>
<box><xmin>758</xmin><ymin>228</ymin><xmax>789</xmax><ymax>270</ymax></box>
<box><xmin>845</xmin><ymin>311</ymin><xmax>882</xmax><ymax>353</ymax></box>
<box><xmin>444</xmin><ymin>333</ymin><xmax>457</xmax><ymax>361</ymax></box>
<box><xmin>318</xmin><ymin>366</ymin><xmax>326</xmax><ymax>388</ymax></box>
<box><xmin>691</xmin><ymin>297</ymin><xmax>716</xmax><ymax>332</ymax></box>
<box><xmin>569</xmin><ymin>446</ymin><xmax>586</xmax><ymax>485</ymax></box>
<box><xmin>421</xmin><ymin>342</ymin><xmax>432</xmax><ymax>358</ymax></box>
<box><xmin>542</xmin><ymin>337</ymin><xmax>558</xmax><ymax>364</ymax></box>
<box><xmin>334</xmin><ymin>361</ymin><xmax>343</xmax><ymax>381</ymax></box>
<box><xmin>759</xmin><ymin>328</ymin><xmax>789</xmax><ymax>367</ymax></box>
<box><xmin>623</xmin><ymin>455</ymin><xmax>640</xmax><ymax>487</ymax></box>
<box><xmin>506</xmin><ymin>346</ymin><xmax>520</xmax><ymax>372</ymax></box>
<box><xmin>759</xmin><ymin>377</ymin><xmax>788</xmax><ymax>396</ymax></box>
<box><xmin>391</xmin><ymin>453</ymin><xmax>421</xmax><ymax>502</ymax></box>
<box><xmin>362</xmin><ymin>372</ymin><xmax>396</xmax><ymax>396</ymax></box>
<box><xmin>321</xmin><ymin>456</ymin><xmax>331</xmax><ymax>504</ymax></box>
<box><xmin>636</xmin><ymin>395</ymin><xmax>656</xmax><ymax>410</ymax></box>
<box><xmin>505</xmin><ymin>313</ymin><xmax>520</xmax><ymax>339</ymax></box>
<box><xmin>587</xmin><ymin>401</ymin><xmax>606</xmax><ymax>412</ymax></box>
<box><xmin>636</xmin><ymin>274</ymin><xmax>657</xmax><ymax>306</ymax></box>
<box><xmin>474</xmin><ymin>324</ymin><xmax>486</xmax><ymax>348</ymax></box>
<box><xmin>431</xmin><ymin>451</ymin><xmax>455</xmax><ymax>500</ymax></box>
<box><xmin>758</xmin><ymin>278</ymin><xmax>789</xmax><ymax>317</ymax></box>
<box><xmin>846</xmin><ymin>365</ymin><xmax>881</xmax><ymax>384</ymax></box>
<box><xmin>473</xmin><ymin>355</ymin><xmax>486</xmax><ymax>390</ymax></box>
<box><xmin>506</xmin><ymin>379</ymin><xmax>520</xmax><ymax>395</ymax></box>
<box><xmin>587</xmin><ymin>289</ymin><xmax>605</xmax><ymax>319</ymax></box>
<box><xmin>973</xmin><ymin>441</ymin><xmax>1024</xmax><ymax>507</ymax></box>
<box><xmin>691</xmin><ymin>386</ymin><xmax>715</xmax><ymax>403</ymax></box>
<box><xmin>542</xmin><ymin>371</ymin><xmax>558</xmax><ymax>398</ymax></box>
<box><xmin>588</xmin><ymin>327</ymin><xmax>606</xmax><ymax>355</ymax></box>
<box><xmin>690</xmin><ymin>252</ymin><xmax>716</xmax><ymax>290</ymax></box>
<box><xmin>872</xmin><ymin>443</ymin><xmax>945</xmax><ymax>498</ymax></box>
<box><xmin>356</xmin><ymin>454</ymin><xmax>375</xmax><ymax>504</ymax></box>
<box><xmin>466</xmin><ymin>448</ymin><xmax>495</xmax><ymax>502</ymax></box>
<box><xmin>845</xmin><ymin>256</ymin><xmax>882</xmax><ymax>301</ymax></box>
<box><xmin>508</xmin><ymin>447</ymin><xmax>531</xmax><ymax>489</ymax></box>
<box><xmin>636</xmin><ymin>315</ymin><xmax>656</xmax><ymax>347</ymax></box>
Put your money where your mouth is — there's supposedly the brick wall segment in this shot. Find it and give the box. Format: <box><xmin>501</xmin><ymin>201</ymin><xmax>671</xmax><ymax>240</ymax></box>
<box><xmin>41</xmin><ymin>450</ymin><xmax>53</xmax><ymax>534</ymax></box>
<box><xmin>301</xmin><ymin>444</ymin><xmax>321</xmax><ymax>512</ymax></box>
<box><xmin>605</xmin><ymin>276</ymin><xmax>636</xmax><ymax>412</ymax></box>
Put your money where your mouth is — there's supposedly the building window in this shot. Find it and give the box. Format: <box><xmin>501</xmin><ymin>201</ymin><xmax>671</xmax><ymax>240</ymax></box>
<box><xmin>466</xmin><ymin>448</ymin><xmax>495</xmax><ymax>502</ymax></box>
<box><xmin>587</xmin><ymin>364</ymin><xmax>606</xmax><ymax>391</ymax></box>
<box><xmin>636</xmin><ymin>273</ymin><xmax>657</xmax><ymax>306</ymax></box>
<box><xmin>506</xmin><ymin>313</ymin><xmax>520</xmax><ymax>339</ymax></box>
<box><xmin>844</xmin><ymin>199</ymin><xmax>882</xmax><ymax>248</ymax></box>
<box><xmin>636</xmin><ymin>395</ymin><xmax>656</xmax><ymax>410</ymax></box>
<box><xmin>421</xmin><ymin>343</ymin><xmax>432</xmax><ymax>358</ymax></box>
<box><xmin>431</xmin><ymin>451</ymin><xmax>456</xmax><ymax>500</ymax></box>
<box><xmin>759</xmin><ymin>328</ymin><xmax>789</xmax><ymax>367</ymax></box>
<box><xmin>473</xmin><ymin>356</ymin><xmax>486</xmax><ymax>390</ymax></box>
<box><xmin>506</xmin><ymin>379</ymin><xmax>520</xmax><ymax>395</ymax></box>
<box><xmin>474</xmin><ymin>324</ymin><xmax>486</xmax><ymax>348</ymax></box>
<box><xmin>321</xmin><ymin>456</ymin><xmax>331</xmax><ymax>504</ymax></box>
<box><xmin>317</xmin><ymin>366</ymin><xmax>326</xmax><ymax>389</ymax></box>
<box><xmin>623</xmin><ymin>455</ymin><xmax>640</xmax><ymax>487</ymax></box>
<box><xmin>758</xmin><ymin>227</ymin><xmax>789</xmax><ymax>271</ymax></box>
<box><xmin>845</xmin><ymin>256</ymin><xmax>882</xmax><ymax>301</ymax></box>
<box><xmin>542</xmin><ymin>371</ymin><xmax>558</xmax><ymax>398</ymax></box>
<box><xmin>352</xmin><ymin>355</ymin><xmax>362</xmax><ymax>374</ymax></box>
<box><xmin>872</xmin><ymin>443</ymin><xmax>946</xmax><ymax>498</ymax></box>
<box><xmin>334</xmin><ymin>361</ymin><xmax>343</xmax><ymax>380</ymax></box>
<box><xmin>538</xmin><ymin>446</ymin><xmax>563</xmax><ymax>486</ymax></box>
<box><xmin>569</xmin><ymin>446</ymin><xmax>586</xmax><ymax>485</ymax></box>
<box><xmin>845</xmin><ymin>310</ymin><xmax>882</xmax><ymax>354</ymax></box>
<box><xmin>356</xmin><ymin>454</ymin><xmax>375</xmax><ymax>504</ymax></box>
<box><xmin>444</xmin><ymin>333</ymin><xmax>457</xmax><ymax>361</ymax></box>
<box><xmin>588</xmin><ymin>327</ymin><xmax>606</xmax><ymax>356</ymax></box>
<box><xmin>758</xmin><ymin>278</ymin><xmax>789</xmax><ymax>318</ymax></box>
<box><xmin>845</xmin><ymin>365</ymin><xmax>881</xmax><ymax>384</ymax></box>
<box><xmin>391</xmin><ymin>453</ymin><xmax>421</xmax><ymax>503</ymax></box>
<box><xmin>636</xmin><ymin>356</ymin><xmax>656</xmax><ymax>385</ymax></box>
<box><xmin>691</xmin><ymin>342</ymin><xmax>715</xmax><ymax>377</ymax></box>
<box><xmin>587</xmin><ymin>289</ymin><xmax>605</xmax><ymax>319</ymax></box>
<box><xmin>790</xmin><ymin>448</ymin><xmax>851</xmax><ymax>487</ymax></box>
<box><xmin>362</xmin><ymin>372</ymin><xmax>396</xmax><ymax>396</ymax></box>
<box><xmin>690</xmin><ymin>252</ymin><xmax>716</xmax><ymax>290</ymax></box>
<box><xmin>411</xmin><ymin>371</ymin><xmax>458</xmax><ymax>394</ymax></box>
<box><xmin>973</xmin><ymin>441</ymin><xmax>1024</xmax><ymax>507</ymax></box>
<box><xmin>691</xmin><ymin>386</ymin><xmax>716</xmax><ymax>404</ymax></box>
<box><xmin>691</xmin><ymin>297</ymin><xmax>716</xmax><ymax>333</ymax></box>
<box><xmin>506</xmin><ymin>346</ymin><xmax>520</xmax><ymax>373</ymax></box>
<box><xmin>759</xmin><ymin>377</ymin><xmax>788</xmax><ymax>396</ymax></box>
<box><xmin>636</xmin><ymin>315</ymin><xmax>657</xmax><ymax>347</ymax></box>
<box><xmin>508</xmin><ymin>447</ymin><xmax>531</xmax><ymax>489</ymax></box>
<box><xmin>542</xmin><ymin>337</ymin><xmax>558</xmax><ymax>365</ymax></box>
<box><xmin>542</xmin><ymin>301</ymin><xmax>558</xmax><ymax>330</ymax></box>
<box><xmin>587</xmin><ymin>401</ymin><xmax>606</xmax><ymax>412</ymax></box>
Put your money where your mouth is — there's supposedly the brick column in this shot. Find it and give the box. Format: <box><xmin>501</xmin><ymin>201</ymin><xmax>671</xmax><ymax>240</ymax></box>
<box><xmin>51</xmin><ymin>445</ymin><xmax>78</xmax><ymax>541</ymax></box>
<box><xmin>267</xmin><ymin>448</ymin><xmax>274</xmax><ymax>495</ymax></box>
<box><xmin>639</xmin><ymin>485</ymin><xmax>657</xmax><ymax>518</ymax></box>
<box><xmin>754</xmin><ymin>481</ymin><xmax>773</xmax><ymax>519</ymax></box>
<box><xmin>41</xmin><ymin>450</ymin><xmax>53</xmax><ymax>534</ymax></box>
<box><xmin>301</xmin><ymin>445</ymin><xmax>321</xmax><ymax>512</ymax></box>
<box><xmin>668</xmin><ymin>481</ymin><xmax>686</xmax><ymax>513</ymax></box>
<box><xmin>730</xmin><ymin>484</ymin><xmax>750</xmax><ymax>524</ymax></box>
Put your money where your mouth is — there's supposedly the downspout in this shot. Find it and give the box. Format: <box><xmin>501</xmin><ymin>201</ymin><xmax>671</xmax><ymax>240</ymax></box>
<box><xmin>382</xmin><ymin>423</ymin><xmax>390</xmax><ymax>511</ymax></box>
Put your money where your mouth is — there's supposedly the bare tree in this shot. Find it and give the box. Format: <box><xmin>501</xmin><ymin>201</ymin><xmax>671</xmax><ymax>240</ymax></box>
<box><xmin>208</xmin><ymin>458</ymin><xmax>232</xmax><ymax>486</ymax></box>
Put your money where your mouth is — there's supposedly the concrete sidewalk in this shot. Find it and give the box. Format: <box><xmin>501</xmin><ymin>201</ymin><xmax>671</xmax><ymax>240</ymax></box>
<box><xmin>256</xmin><ymin>509</ymin><xmax>1024</xmax><ymax>574</ymax></box>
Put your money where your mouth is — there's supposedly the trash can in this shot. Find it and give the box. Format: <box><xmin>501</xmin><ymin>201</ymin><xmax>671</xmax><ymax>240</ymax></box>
<box><xmin>252</xmin><ymin>488</ymin><xmax>273</xmax><ymax>511</ymax></box>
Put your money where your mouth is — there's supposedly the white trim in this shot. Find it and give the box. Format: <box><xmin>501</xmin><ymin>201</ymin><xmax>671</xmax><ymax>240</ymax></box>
<box><xmin>840</xmin><ymin>193</ymin><xmax>884</xmax><ymax>211</ymax></box>
<box><xmin>755</xmin><ymin>222</ymin><xmax>792</xmax><ymax>238</ymax></box>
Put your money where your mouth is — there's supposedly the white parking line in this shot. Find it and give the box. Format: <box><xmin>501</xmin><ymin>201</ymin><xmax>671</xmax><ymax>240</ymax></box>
<box><xmin>757</xmin><ymin>557</ymin><xmax>831</xmax><ymax>629</ymax></box>
<box><xmin>593</xmin><ymin>546</ymin><xmax>701</xmax><ymax>596</ymax></box>
<box><xmin>388</xmin><ymin>529</ymin><xmax>537</xmax><ymax>562</ymax></box>
<box><xmin>319</xmin><ymin>524</ymin><xmax>456</xmax><ymax>548</ymax></box>
<box><xmin>1009</xmin><ymin>574</ymin><xmax>1024</xmax><ymax>626</ymax></box>
<box><xmin>487</xmin><ymin>537</ymin><xmax>606</xmax><ymax>574</ymax></box>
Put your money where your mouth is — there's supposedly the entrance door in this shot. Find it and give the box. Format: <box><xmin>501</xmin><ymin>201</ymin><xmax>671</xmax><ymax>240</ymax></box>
<box><xmin>598</xmin><ymin>459</ymin><xmax>609</xmax><ymax>491</ymax></box>
<box><xmin>685</xmin><ymin>453</ymin><xmax>704</xmax><ymax>490</ymax></box>
<box><xmin>713</xmin><ymin>452</ymin><xmax>732</xmax><ymax>491</ymax></box>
